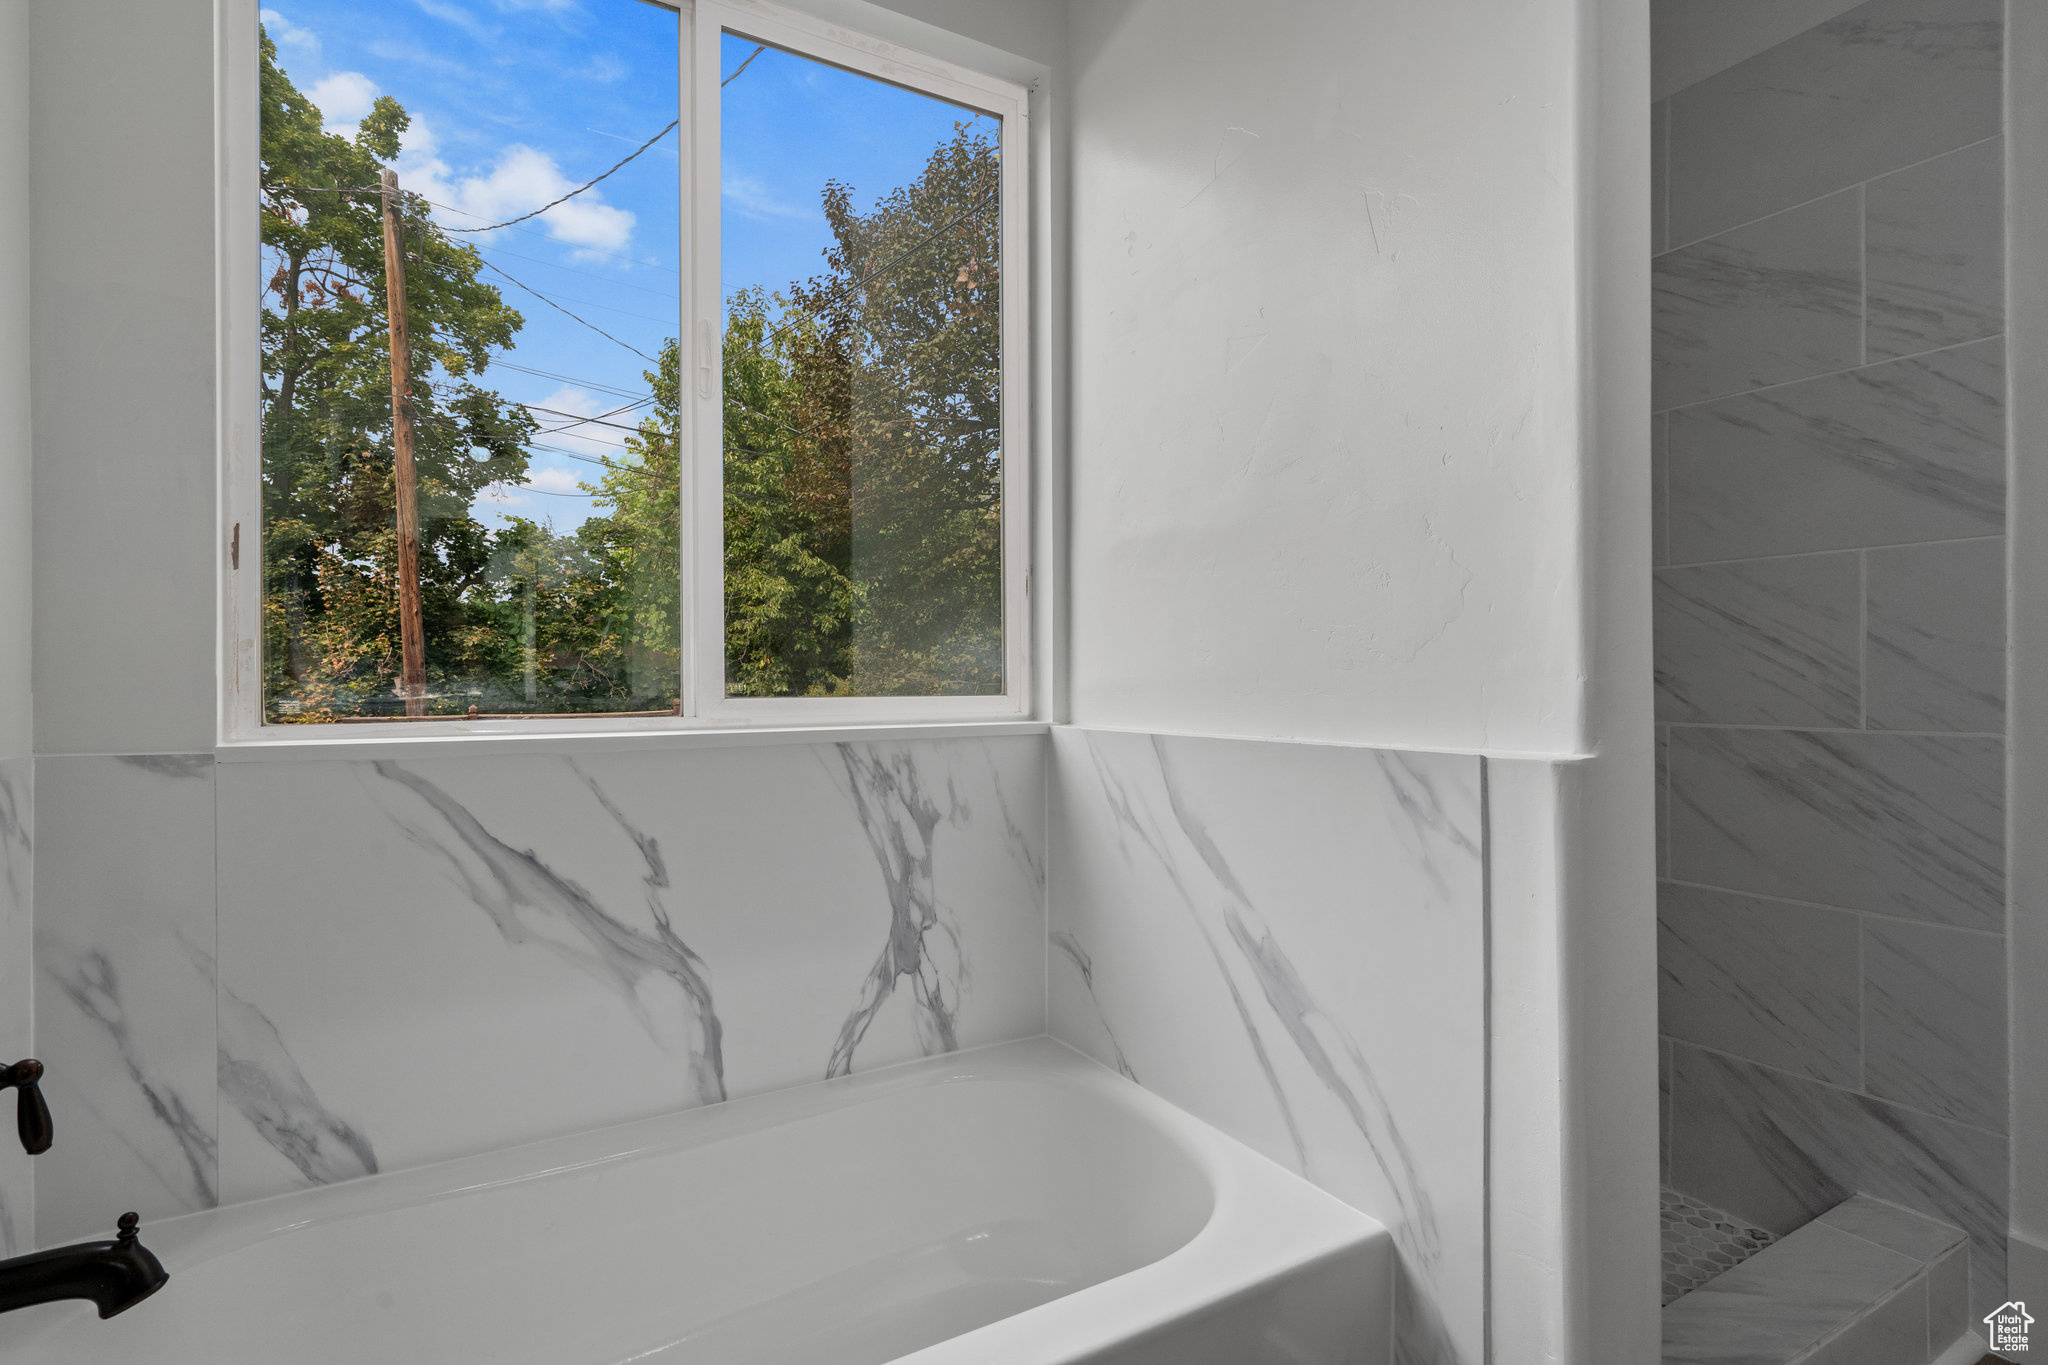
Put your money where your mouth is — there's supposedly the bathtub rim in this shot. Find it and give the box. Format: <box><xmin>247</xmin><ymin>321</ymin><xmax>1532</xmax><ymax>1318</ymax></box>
<box><xmin>12</xmin><ymin>1038</ymin><xmax>1392</xmax><ymax>1364</ymax></box>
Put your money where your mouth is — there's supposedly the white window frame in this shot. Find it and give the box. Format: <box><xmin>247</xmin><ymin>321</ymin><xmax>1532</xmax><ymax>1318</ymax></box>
<box><xmin>216</xmin><ymin>0</ymin><xmax>1032</xmax><ymax>743</ymax></box>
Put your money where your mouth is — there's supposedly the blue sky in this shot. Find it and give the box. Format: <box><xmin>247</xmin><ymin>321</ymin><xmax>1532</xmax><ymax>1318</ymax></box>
<box><xmin>261</xmin><ymin>0</ymin><xmax>994</xmax><ymax>534</ymax></box>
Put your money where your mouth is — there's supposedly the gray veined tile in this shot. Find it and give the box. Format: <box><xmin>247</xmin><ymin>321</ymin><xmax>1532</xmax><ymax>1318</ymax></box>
<box><xmin>1652</xmin><ymin>99</ymin><xmax>1670</xmax><ymax>256</ymax></box>
<box><xmin>1657</xmin><ymin>727</ymin><xmax>1669</xmax><ymax>881</ymax></box>
<box><xmin>1658</xmin><ymin>883</ymin><xmax>1860</xmax><ymax>1085</ymax></box>
<box><xmin>1663</xmin><ymin>1222</ymin><xmax>1921</xmax><ymax>1365</ymax></box>
<box><xmin>1928</xmin><ymin>1243</ymin><xmax>1970</xmax><ymax>1348</ymax></box>
<box><xmin>1654</xmin><ymin>553</ymin><xmax>1860</xmax><ymax>726</ymax></box>
<box><xmin>1652</xmin><ymin>412</ymin><xmax>1669</xmax><ymax>569</ymax></box>
<box><xmin>1667</xmin><ymin>728</ymin><xmax>2002</xmax><ymax>931</ymax></box>
<box><xmin>1668</xmin><ymin>338</ymin><xmax>2005</xmax><ymax>563</ymax></box>
<box><xmin>1666</xmin><ymin>1044</ymin><xmax>2007</xmax><ymax>1322</ymax></box>
<box><xmin>1654</xmin><ymin>189</ymin><xmax>1862</xmax><ymax>410</ymax></box>
<box><xmin>1667</xmin><ymin>0</ymin><xmax>2002</xmax><ymax>244</ymax></box>
<box><xmin>1803</xmin><ymin>1264</ymin><xmax>1929</xmax><ymax>1365</ymax></box>
<box><xmin>1865</xmin><ymin>538</ymin><xmax>2005</xmax><ymax>734</ymax></box>
<box><xmin>1862</xmin><ymin>919</ymin><xmax>2006</xmax><ymax>1132</ymax></box>
<box><xmin>1818</xmin><ymin>1195</ymin><xmax>1968</xmax><ymax>1264</ymax></box>
<box><xmin>1866</xmin><ymin>137</ymin><xmax>2005</xmax><ymax>361</ymax></box>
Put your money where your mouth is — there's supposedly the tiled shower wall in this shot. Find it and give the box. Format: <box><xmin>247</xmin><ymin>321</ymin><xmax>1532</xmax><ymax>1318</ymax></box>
<box><xmin>1652</xmin><ymin>0</ymin><xmax>2009</xmax><ymax>1318</ymax></box>
<box><xmin>1046</xmin><ymin>730</ymin><xmax>1486</xmax><ymax>1365</ymax></box>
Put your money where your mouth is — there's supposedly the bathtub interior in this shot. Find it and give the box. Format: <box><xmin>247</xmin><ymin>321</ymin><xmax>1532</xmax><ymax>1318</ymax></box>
<box><xmin>11</xmin><ymin>1072</ymin><xmax>1219</xmax><ymax>1365</ymax></box>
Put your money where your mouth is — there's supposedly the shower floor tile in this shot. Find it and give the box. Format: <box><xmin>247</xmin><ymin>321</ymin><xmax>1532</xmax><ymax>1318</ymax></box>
<box><xmin>1664</xmin><ymin>1187</ymin><xmax>1779</xmax><ymax>1305</ymax></box>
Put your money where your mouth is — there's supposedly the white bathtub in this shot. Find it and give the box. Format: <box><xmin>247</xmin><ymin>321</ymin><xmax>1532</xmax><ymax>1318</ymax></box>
<box><xmin>3</xmin><ymin>1039</ymin><xmax>1390</xmax><ymax>1364</ymax></box>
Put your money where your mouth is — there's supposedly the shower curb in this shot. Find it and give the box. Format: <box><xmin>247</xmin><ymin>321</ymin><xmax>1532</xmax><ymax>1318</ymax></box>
<box><xmin>1662</xmin><ymin>1195</ymin><xmax>1970</xmax><ymax>1365</ymax></box>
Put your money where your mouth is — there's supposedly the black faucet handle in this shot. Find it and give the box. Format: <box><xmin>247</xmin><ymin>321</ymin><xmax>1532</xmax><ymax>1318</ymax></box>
<box><xmin>0</xmin><ymin>1059</ymin><xmax>52</xmax><ymax>1155</ymax></box>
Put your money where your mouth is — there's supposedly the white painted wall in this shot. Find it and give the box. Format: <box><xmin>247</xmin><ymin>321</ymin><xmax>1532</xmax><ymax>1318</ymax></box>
<box><xmin>2008</xmin><ymin>0</ymin><xmax>2048</xmax><ymax>1307</ymax></box>
<box><xmin>25</xmin><ymin>0</ymin><xmax>1058</xmax><ymax>761</ymax></box>
<box><xmin>30</xmin><ymin>0</ymin><xmax>219</xmax><ymax>757</ymax></box>
<box><xmin>1651</xmin><ymin>0</ymin><xmax>1866</xmax><ymax>101</ymax></box>
<box><xmin>1065</xmin><ymin>0</ymin><xmax>1587</xmax><ymax>756</ymax></box>
<box><xmin>0</xmin><ymin>0</ymin><xmax>30</xmax><ymax>761</ymax></box>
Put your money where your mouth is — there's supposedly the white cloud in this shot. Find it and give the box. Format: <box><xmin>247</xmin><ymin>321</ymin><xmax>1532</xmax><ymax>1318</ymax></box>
<box><xmin>578</xmin><ymin>54</ymin><xmax>627</xmax><ymax>84</ymax></box>
<box><xmin>523</xmin><ymin>466</ymin><xmax>587</xmax><ymax>494</ymax></box>
<box><xmin>412</xmin><ymin>0</ymin><xmax>496</xmax><ymax>39</ymax></box>
<box><xmin>524</xmin><ymin>386</ymin><xmax>629</xmax><ymax>460</ymax></box>
<box><xmin>308</xmin><ymin>71</ymin><xmax>379</xmax><ymax>125</ymax></box>
<box><xmin>403</xmin><ymin>144</ymin><xmax>636</xmax><ymax>254</ymax></box>
<box><xmin>260</xmin><ymin>8</ymin><xmax>320</xmax><ymax>52</ymax></box>
<box><xmin>493</xmin><ymin>0</ymin><xmax>580</xmax><ymax>13</ymax></box>
<box><xmin>721</xmin><ymin>173</ymin><xmax>810</xmax><ymax>223</ymax></box>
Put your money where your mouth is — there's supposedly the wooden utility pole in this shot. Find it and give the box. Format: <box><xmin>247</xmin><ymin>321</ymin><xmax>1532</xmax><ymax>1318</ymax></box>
<box><xmin>380</xmin><ymin>167</ymin><xmax>427</xmax><ymax>716</ymax></box>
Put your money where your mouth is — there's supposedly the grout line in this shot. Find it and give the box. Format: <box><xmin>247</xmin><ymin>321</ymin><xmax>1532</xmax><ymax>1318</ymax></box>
<box><xmin>1657</xmin><ymin>875</ymin><xmax>2007</xmax><ymax>940</ymax></box>
<box><xmin>1654</xmin><ymin>132</ymin><xmax>2005</xmax><ymax>259</ymax></box>
<box><xmin>1859</xmin><ymin>181</ymin><xmax>1869</xmax><ymax>369</ymax></box>
<box><xmin>1857</xmin><ymin>911</ymin><xmax>1868</xmax><ymax>1092</ymax></box>
<box><xmin>1859</xmin><ymin>549</ymin><xmax>1870</xmax><ymax>731</ymax></box>
<box><xmin>1662</xmin><ymin>721</ymin><xmax>2003</xmax><ymax>739</ymax></box>
<box><xmin>1666</xmin><ymin>1037</ymin><xmax>2010</xmax><ymax>1139</ymax></box>
<box><xmin>1652</xmin><ymin>331</ymin><xmax>2005</xmax><ymax>419</ymax></box>
<box><xmin>1660</xmin><ymin>535</ymin><xmax>2008</xmax><ymax>574</ymax></box>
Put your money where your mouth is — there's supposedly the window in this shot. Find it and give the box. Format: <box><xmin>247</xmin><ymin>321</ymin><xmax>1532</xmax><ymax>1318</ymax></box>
<box><xmin>226</xmin><ymin>0</ymin><xmax>1029</xmax><ymax>736</ymax></box>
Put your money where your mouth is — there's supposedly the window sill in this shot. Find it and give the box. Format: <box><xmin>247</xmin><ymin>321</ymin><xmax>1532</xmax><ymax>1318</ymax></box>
<box><xmin>214</xmin><ymin>718</ymin><xmax>1051</xmax><ymax>763</ymax></box>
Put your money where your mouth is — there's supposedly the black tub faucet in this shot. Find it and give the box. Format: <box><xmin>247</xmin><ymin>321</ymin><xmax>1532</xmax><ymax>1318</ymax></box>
<box><xmin>0</xmin><ymin>1060</ymin><xmax>51</xmax><ymax>1155</ymax></box>
<box><xmin>0</xmin><ymin>1213</ymin><xmax>169</xmax><ymax>1320</ymax></box>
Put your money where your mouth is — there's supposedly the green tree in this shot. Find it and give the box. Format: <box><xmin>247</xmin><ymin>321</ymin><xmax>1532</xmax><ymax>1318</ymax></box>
<box><xmin>721</xmin><ymin>122</ymin><xmax>1003</xmax><ymax>697</ymax></box>
<box><xmin>259</xmin><ymin>28</ymin><xmax>682</xmax><ymax>720</ymax></box>
<box><xmin>260</xmin><ymin>26</ymin><xmax>538</xmax><ymax>719</ymax></box>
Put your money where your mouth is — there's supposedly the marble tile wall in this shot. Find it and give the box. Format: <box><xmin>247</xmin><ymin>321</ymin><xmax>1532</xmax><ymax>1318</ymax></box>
<box><xmin>0</xmin><ymin>757</ymin><xmax>30</xmax><ymax>1254</ymax></box>
<box><xmin>1046</xmin><ymin>728</ymin><xmax>1486</xmax><ymax>1365</ymax></box>
<box><xmin>1653</xmin><ymin>0</ymin><xmax>2009</xmax><ymax>1320</ymax></box>
<box><xmin>29</xmin><ymin>736</ymin><xmax>1046</xmax><ymax>1245</ymax></box>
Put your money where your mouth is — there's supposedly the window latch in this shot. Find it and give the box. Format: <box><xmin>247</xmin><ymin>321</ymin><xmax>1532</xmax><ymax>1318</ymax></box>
<box><xmin>697</xmin><ymin>319</ymin><xmax>713</xmax><ymax>399</ymax></box>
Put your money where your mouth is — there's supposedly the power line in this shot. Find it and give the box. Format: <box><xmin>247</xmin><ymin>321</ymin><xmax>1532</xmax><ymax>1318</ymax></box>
<box><xmin>477</xmin><ymin>259</ymin><xmax>658</xmax><ymax>361</ymax></box>
<box><xmin>443</xmin><ymin>120</ymin><xmax>679</xmax><ymax>235</ymax></box>
<box><xmin>490</xmin><ymin>360</ymin><xmax>653</xmax><ymax>400</ymax></box>
<box><xmin>470</xmin><ymin>239</ymin><xmax>681</xmax><ymax>301</ymax></box>
<box><xmin>723</xmin><ymin>45</ymin><xmax>767</xmax><ymax>86</ymax></box>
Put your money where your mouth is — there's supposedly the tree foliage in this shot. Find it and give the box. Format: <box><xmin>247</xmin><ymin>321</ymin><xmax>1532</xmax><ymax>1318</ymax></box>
<box><xmin>258</xmin><ymin>27</ymin><xmax>1003</xmax><ymax>719</ymax></box>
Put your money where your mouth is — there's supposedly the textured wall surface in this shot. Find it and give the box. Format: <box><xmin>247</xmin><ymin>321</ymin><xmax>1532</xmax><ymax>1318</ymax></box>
<box><xmin>1047</xmin><ymin>728</ymin><xmax>1485</xmax><ymax>1365</ymax></box>
<box><xmin>1652</xmin><ymin>0</ymin><xmax>2009</xmax><ymax>1318</ymax></box>
<box><xmin>32</xmin><ymin>737</ymin><xmax>1045</xmax><ymax>1245</ymax></box>
<box><xmin>1066</xmin><ymin>0</ymin><xmax>1587</xmax><ymax>755</ymax></box>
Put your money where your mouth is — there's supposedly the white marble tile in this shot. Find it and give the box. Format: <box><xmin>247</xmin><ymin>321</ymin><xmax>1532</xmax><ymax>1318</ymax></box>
<box><xmin>1654</xmin><ymin>189</ymin><xmax>1863</xmax><ymax>410</ymax></box>
<box><xmin>0</xmin><ymin>757</ymin><xmax>31</xmax><ymax>1253</ymax></box>
<box><xmin>1658</xmin><ymin>882</ymin><xmax>1860</xmax><ymax>1085</ymax></box>
<box><xmin>1865</xmin><ymin>537</ymin><xmax>2005</xmax><ymax>734</ymax></box>
<box><xmin>1666</xmin><ymin>0</ymin><xmax>2001</xmax><ymax>244</ymax></box>
<box><xmin>1663</xmin><ymin>1223</ymin><xmax>1921</xmax><ymax>1365</ymax></box>
<box><xmin>1654</xmin><ymin>553</ymin><xmax>1861</xmax><ymax>726</ymax></box>
<box><xmin>33</xmin><ymin>755</ymin><xmax>218</xmax><ymax>1246</ymax></box>
<box><xmin>214</xmin><ymin>736</ymin><xmax>1044</xmax><ymax>1204</ymax></box>
<box><xmin>1667</xmin><ymin>728</ymin><xmax>2003</xmax><ymax>931</ymax></box>
<box><xmin>1047</xmin><ymin>728</ymin><xmax>1484</xmax><ymax>1365</ymax></box>
<box><xmin>1667</xmin><ymin>1043</ymin><xmax>2006</xmax><ymax>1321</ymax></box>
<box><xmin>1866</xmin><ymin>137</ymin><xmax>2005</xmax><ymax>361</ymax></box>
<box><xmin>1667</xmin><ymin>338</ymin><xmax>2006</xmax><ymax>564</ymax></box>
<box><xmin>1863</xmin><ymin>919</ymin><xmax>2006</xmax><ymax>1131</ymax></box>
